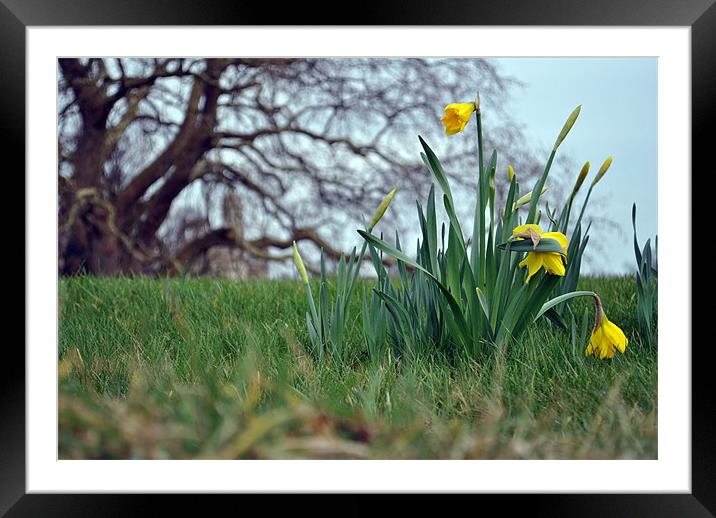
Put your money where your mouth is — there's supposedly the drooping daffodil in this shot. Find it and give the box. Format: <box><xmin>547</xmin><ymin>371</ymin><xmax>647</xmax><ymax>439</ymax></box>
<box><xmin>441</xmin><ymin>103</ymin><xmax>477</xmax><ymax>135</ymax></box>
<box><xmin>585</xmin><ymin>295</ymin><xmax>628</xmax><ymax>359</ymax></box>
<box><xmin>511</xmin><ymin>224</ymin><xmax>568</xmax><ymax>283</ymax></box>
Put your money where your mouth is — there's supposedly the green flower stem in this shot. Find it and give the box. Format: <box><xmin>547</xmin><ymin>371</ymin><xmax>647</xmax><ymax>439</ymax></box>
<box><xmin>527</xmin><ymin>149</ymin><xmax>556</xmax><ymax>225</ymax></box>
<box><xmin>574</xmin><ymin>184</ymin><xmax>595</xmax><ymax>231</ymax></box>
<box><xmin>472</xmin><ymin>110</ymin><xmax>486</xmax><ymax>287</ymax></box>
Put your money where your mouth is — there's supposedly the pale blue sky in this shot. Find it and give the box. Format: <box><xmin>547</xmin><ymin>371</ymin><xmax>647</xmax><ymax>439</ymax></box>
<box><xmin>491</xmin><ymin>58</ymin><xmax>658</xmax><ymax>275</ymax></box>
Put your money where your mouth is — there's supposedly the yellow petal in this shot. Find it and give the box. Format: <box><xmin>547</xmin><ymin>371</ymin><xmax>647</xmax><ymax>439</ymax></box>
<box><xmin>585</xmin><ymin>342</ymin><xmax>594</xmax><ymax>356</ymax></box>
<box><xmin>594</xmin><ymin>324</ymin><xmax>616</xmax><ymax>359</ymax></box>
<box><xmin>541</xmin><ymin>231</ymin><xmax>569</xmax><ymax>254</ymax></box>
<box><xmin>588</xmin><ymin>327</ymin><xmax>603</xmax><ymax>357</ymax></box>
<box><xmin>512</xmin><ymin>224</ymin><xmax>543</xmax><ymax>236</ymax></box>
<box><xmin>602</xmin><ymin>318</ymin><xmax>628</xmax><ymax>353</ymax></box>
<box><xmin>541</xmin><ymin>252</ymin><xmax>566</xmax><ymax>276</ymax></box>
<box><xmin>522</xmin><ymin>252</ymin><xmax>543</xmax><ymax>283</ymax></box>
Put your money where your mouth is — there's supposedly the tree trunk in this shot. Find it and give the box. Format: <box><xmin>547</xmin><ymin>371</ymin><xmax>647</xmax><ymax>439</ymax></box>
<box><xmin>61</xmin><ymin>199</ymin><xmax>121</xmax><ymax>276</ymax></box>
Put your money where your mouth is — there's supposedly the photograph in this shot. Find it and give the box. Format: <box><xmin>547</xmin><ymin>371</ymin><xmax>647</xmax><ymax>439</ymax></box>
<box><xmin>8</xmin><ymin>13</ymin><xmax>703</xmax><ymax>512</ymax></box>
<box><xmin>56</xmin><ymin>56</ymin><xmax>659</xmax><ymax>461</ymax></box>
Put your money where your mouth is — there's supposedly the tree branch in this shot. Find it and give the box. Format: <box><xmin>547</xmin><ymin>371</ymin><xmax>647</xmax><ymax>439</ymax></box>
<box><xmin>114</xmin><ymin>79</ymin><xmax>206</xmax><ymax>217</ymax></box>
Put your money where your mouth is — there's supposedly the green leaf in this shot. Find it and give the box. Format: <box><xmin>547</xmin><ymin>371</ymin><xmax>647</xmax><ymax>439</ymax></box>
<box><xmin>632</xmin><ymin>203</ymin><xmax>642</xmax><ymax>267</ymax></box>
<box><xmin>474</xmin><ymin>287</ymin><xmax>489</xmax><ymax>321</ymax></box>
<box><xmin>497</xmin><ymin>237</ymin><xmax>567</xmax><ymax>255</ymax></box>
<box><xmin>358</xmin><ymin>229</ymin><xmax>428</xmax><ymax>277</ymax></box>
<box><xmin>419</xmin><ymin>136</ymin><xmax>453</xmax><ymax>205</ymax></box>
<box><xmin>357</xmin><ymin>230</ymin><xmax>469</xmax><ymax>337</ymax></box>
<box><xmin>426</xmin><ymin>185</ymin><xmax>439</xmax><ymax>276</ymax></box>
<box><xmin>500</xmin><ymin>176</ymin><xmax>518</xmax><ymax>243</ymax></box>
<box><xmin>514</xmin><ymin>275</ymin><xmax>561</xmax><ymax>336</ymax></box>
<box><xmin>543</xmin><ymin>307</ymin><xmax>568</xmax><ymax>330</ymax></box>
<box><xmin>443</xmin><ymin>193</ymin><xmax>466</xmax><ymax>250</ymax></box>
<box><xmin>535</xmin><ymin>290</ymin><xmax>596</xmax><ymax>321</ymax></box>
<box><xmin>306</xmin><ymin>312</ymin><xmax>318</xmax><ymax>350</ymax></box>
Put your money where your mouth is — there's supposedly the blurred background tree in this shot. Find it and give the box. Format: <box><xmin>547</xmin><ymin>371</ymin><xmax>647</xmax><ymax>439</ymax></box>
<box><xmin>58</xmin><ymin>57</ymin><xmax>559</xmax><ymax>277</ymax></box>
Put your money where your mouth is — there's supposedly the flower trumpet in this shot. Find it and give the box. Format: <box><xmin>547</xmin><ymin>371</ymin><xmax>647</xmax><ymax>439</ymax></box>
<box><xmin>441</xmin><ymin>102</ymin><xmax>477</xmax><ymax>135</ymax></box>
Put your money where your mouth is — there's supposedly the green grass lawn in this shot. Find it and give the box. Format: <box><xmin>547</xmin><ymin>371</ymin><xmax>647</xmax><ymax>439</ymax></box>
<box><xmin>58</xmin><ymin>275</ymin><xmax>657</xmax><ymax>459</ymax></box>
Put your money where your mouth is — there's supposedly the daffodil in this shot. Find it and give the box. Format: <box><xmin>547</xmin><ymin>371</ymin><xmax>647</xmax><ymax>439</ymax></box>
<box><xmin>441</xmin><ymin>103</ymin><xmax>477</xmax><ymax>135</ymax></box>
<box><xmin>585</xmin><ymin>295</ymin><xmax>628</xmax><ymax>359</ymax></box>
<box><xmin>512</xmin><ymin>224</ymin><xmax>568</xmax><ymax>283</ymax></box>
<box><xmin>368</xmin><ymin>186</ymin><xmax>397</xmax><ymax>231</ymax></box>
<box><xmin>292</xmin><ymin>241</ymin><xmax>309</xmax><ymax>285</ymax></box>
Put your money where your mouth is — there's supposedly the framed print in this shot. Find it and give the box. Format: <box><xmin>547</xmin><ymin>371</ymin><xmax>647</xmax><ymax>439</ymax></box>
<box><xmin>4</xmin><ymin>0</ymin><xmax>710</xmax><ymax>515</ymax></box>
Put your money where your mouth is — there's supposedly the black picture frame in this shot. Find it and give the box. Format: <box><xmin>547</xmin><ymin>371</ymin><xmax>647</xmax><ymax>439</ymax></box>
<box><xmin>3</xmin><ymin>0</ymin><xmax>708</xmax><ymax>515</ymax></box>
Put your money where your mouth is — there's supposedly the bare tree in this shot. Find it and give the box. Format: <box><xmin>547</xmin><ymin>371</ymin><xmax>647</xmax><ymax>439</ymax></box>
<box><xmin>58</xmin><ymin>57</ymin><xmax>548</xmax><ymax>277</ymax></box>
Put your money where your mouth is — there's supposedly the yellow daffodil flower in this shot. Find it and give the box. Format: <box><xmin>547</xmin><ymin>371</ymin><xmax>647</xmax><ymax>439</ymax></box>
<box><xmin>585</xmin><ymin>295</ymin><xmax>628</xmax><ymax>359</ymax></box>
<box><xmin>512</xmin><ymin>224</ymin><xmax>568</xmax><ymax>283</ymax></box>
<box><xmin>441</xmin><ymin>103</ymin><xmax>477</xmax><ymax>135</ymax></box>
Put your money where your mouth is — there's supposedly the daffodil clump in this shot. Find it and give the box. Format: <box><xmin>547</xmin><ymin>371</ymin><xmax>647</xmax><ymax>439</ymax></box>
<box><xmin>632</xmin><ymin>203</ymin><xmax>657</xmax><ymax>348</ymax></box>
<box><xmin>296</xmin><ymin>91</ymin><xmax>628</xmax><ymax>362</ymax></box>
<box><xmin>294</xmin><ymin>188</ymin><xmax>397</xmax><ymax>361</ymax></box>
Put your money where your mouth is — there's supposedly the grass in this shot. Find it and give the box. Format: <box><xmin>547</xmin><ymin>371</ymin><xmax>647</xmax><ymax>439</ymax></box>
<box><xmin>58</xmin><ymin>274</ymin><xmax>657</xmax><ymax>459</ymax></box>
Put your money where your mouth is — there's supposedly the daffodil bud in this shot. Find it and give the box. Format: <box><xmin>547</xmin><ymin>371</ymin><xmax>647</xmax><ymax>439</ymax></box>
<box><xmin>571</xmin><ymin>161</ymin><xmax>590</xmax><ymax>196</ymax></box>
<box><xmin>514</xmin><ymin>185</ymin><xmax>549</xmax><ymax>210</ymax></box>
<box><xmin>591</xmin><ymin>156</ymin><xmax>613</xmax><ymax>187</ymax></box>
<box><xmin>508</xmin><ymin>165</ymin><xmax>515</xmax><ymax>182</ymax></box>
<box><xmin>553</xmin><ymin>105</ymin><xmax>581</xmax><ymax>151</ymax></box>
<box><xmin>368</xmin><ymin>186</ymin><xmax>397</xmax><ymax>231</ymax></box>
<box><xmin>292</xmin><ymin>241</ymin><xmax>309</xmax><ymax>285</ymax></box>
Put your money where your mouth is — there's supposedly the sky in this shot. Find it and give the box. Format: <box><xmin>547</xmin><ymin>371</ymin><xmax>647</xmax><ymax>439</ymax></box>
<box><xmin>489</xmin><ymin>58</ymin><xmax>658</xmax><ymax>275</ymax></box>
